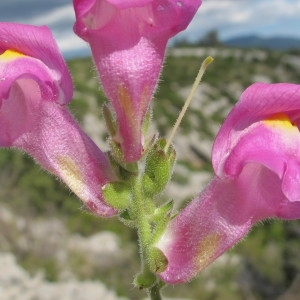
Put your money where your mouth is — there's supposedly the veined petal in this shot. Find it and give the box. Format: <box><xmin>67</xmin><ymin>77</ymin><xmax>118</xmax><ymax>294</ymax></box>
<box><xmin>0</xmin><ymin>23</ymin><xmax>72</xmax><ymax>103</ymax></box>
<box><xmin>0</xmin><ymin>50</ymin><xmax>59</xmax><ymax>106</ymax></box>
<box><xmin>157</xmin><ymin>163</ymin><xmax>291</xmax><ymax>284</ymax></box>
<box><xmin>73</xmin><ymin>0</ymin><xmax>201</xmax><ymax>162</ymax></box>
<box><xmin>157</xmin><ymin>83</ymin><xmax>300</xmax><ymax>283</ymax></box>
<box><xmin>213</xmin><ymin>83</ymin><xmax>300</xmax><ymax>205</ymax></box>
<box><xmin>223</xmin><ymin>114</ymin><xmax>300</xmax><ymax>201</ymax></box>
<box><xmin>0</xmin><ymin>23</ymin><xmax>117</xmax><ymax>217</ymax></box>
<box><xmin>108</xmin><ymin>0</ymin><xmax>152</xmax><ymax>9</ymax></box>
<box><xmin>213</xmin><ymin>83</ymin><xmax>300</xmax><ymax>176</ymax></box>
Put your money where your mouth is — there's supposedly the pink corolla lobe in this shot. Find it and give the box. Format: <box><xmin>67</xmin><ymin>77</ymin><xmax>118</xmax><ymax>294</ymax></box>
<box><xmin>156</xmin><ymin>83</ymin><xmax>300</xmax><ymax>284</ymax></box>
<box><xmin>0</xmin><ymin>23</ymin><xmax>117</xmax><ymax>217</ymax></box>
<box><xmin>73</xmin><ymin>0</ymin><xmax>202</xmax><ymax>162</ymax></box>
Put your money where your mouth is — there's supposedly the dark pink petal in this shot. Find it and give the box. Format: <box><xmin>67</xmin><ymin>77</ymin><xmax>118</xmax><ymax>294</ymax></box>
<box><xmin>0</xmin><ymin>23</ymin><xmax>73</xmax><ymax>103</ymax></box>
<box><xmin>157</xmin><ymin>163</ymin><xmax>293</xmax><ymax>284</ymax></box>
<box><xmin>223</xmin><ymin>119</ymin><xmax>300</xmax><ymax>201</ymax></box>
<box><xmin>3</xmin><ymin>79</ymin><xmax>116</xmax><ymax>216</ymax></box>
<box><xmin>0</xmin><ymin>53</ymin><xmax>58</xmax><ymax>107</ymax></box>
<box><xmin>73</xmin><ymin>0</ymin><xmax>201</xmax><ymax>161</ymax></box>
<box><xmin>213</xmin><ymin>83</ymin><xmax>300</xmax><ymax>175</ymax></box>
<box><xmin>213</xmin><ymin>83</ymin><xmax>300</xmax><ymax>206</ymax></box>
<box><xmin>0</xmin><ymin>23</ymin><xmax>117</xmax><ymax>216</ymax></box>
<box><xmin>157</xmin><ymin>83</ymin><xmax>300</xmax><ymax>283</ymax></box>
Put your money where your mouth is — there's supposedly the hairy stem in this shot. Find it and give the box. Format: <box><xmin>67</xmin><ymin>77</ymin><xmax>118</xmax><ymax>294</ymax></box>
<box><xmin>149</xmin><ymin>283</ymin><xmax>163</xmax><ymax>300</ymax></box>
<box><xmin>131</xmin><ymin>176</ymin><xmax>163</xmax><ymax>299</ymax></box>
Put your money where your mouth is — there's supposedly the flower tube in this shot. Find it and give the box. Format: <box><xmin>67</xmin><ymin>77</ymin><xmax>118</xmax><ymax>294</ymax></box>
<box><xmin>0</xmin><ymin>23</ymin><xmax>117</xmax><ymax>217</ymax></box>
<box><xmin>73</xmin><ymin>0</ymin><xmax>202</xmax><ymax>161</ymax></box>
<box><xmin>156</xmin><ymin>83</ymin><xmax>300</xmax><ymax>283</ymax></box>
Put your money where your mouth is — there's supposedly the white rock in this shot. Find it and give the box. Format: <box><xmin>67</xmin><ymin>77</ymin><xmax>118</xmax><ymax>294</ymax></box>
<box><xmin>0</xmin><ymin>252</ymin><xmax>127</xmax><ymax>300</ymax></box>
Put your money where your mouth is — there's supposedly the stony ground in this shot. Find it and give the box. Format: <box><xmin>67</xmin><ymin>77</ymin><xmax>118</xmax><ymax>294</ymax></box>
<box><xmin>0</xmin><ymin>252</ymin><xmax>126</xmax><ymax>300</ymax></box>
<box><xmin>0</xmin><ymin>205</ymin><xmax>130</xmax><ymax>300</ymax></box>
<box><xmin>1</xmin><ymin>46</ymin><xmax>300</xmax><ymax>299</ymax></box>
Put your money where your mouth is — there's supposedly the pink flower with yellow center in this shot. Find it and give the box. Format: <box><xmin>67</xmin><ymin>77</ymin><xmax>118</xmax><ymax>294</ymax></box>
<box><xmin>73</xmin><ymin>0</ymin><xmax>202</xmax><ymax>162</ymax></box>
<box><xmin>156</xmin><ymin>83</ymin><xmax>300</xmax><ymax>283</ymax></box>
<box><xmin>0</xmin><ymin>23</ymin><xmax>117</xmax><ymax>217</ymax></box>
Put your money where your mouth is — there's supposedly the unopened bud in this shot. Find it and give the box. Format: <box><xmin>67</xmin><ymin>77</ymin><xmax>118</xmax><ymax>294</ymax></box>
<box><xmin>142</xmin><ymin>139</ymin><xmax>176</xmax><ymax>196</ymax></box>
<box><xmin>149</xmin><ymin>247</ymin><xmax>168</xmax><ymax>273</ymax></box>
<box><xmin>134</xmin><ymin>272</ymin><xmax>156</xmax><ymax>289</ymax></box>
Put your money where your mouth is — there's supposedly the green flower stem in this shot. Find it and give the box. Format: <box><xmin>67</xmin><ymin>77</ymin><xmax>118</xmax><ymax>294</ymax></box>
<box><xmin>131</xmin><ymin>176</ymin><xmax>163</xmax><ymax>299</ymax></box>
<box><xmin>132</xmin><ymin>175</ymin><xmax>151</xmax><ymax>253</ymax></box>
<box><xmin>149</xmin><ymin>283</ymin><xmax>163</xmax><ymax>300</ymax></box>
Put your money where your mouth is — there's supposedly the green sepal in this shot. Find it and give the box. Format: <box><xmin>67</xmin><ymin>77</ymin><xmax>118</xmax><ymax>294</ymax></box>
<box><xmin>108</xmin><ymin>142</ymin><xmax>138</xmax><ymax>176</ymax></box>
<box><xmin>102</xmin><ymin>103</ymin><xmax>117</xmax><ymax>138</ymax></box>
<box><xmin>149</xmin><ymin>201</ymin><xmax>173</xmax><ymax>251</ymax></box>
<box><xmin>134</xmin><ymin>271</ymin><xmax>157</xmax><ymax>289</ymax></box>
<box><xmin>142</xmin><ymin>107</ymin><xmax>152</xmax><ymax>138</ymax></box>
<box><xmin>102</xmin><ymin>182</ymin><xmax>131</xmax><ymax>211</ymax></box>
<box><xmin>148</xmin><ymin>247</ymin><xmax>168</xmax><ymax>273</ymax></box>
<box><xmin>119</xmin><ymin>209</ymin><xmax>136</xmax><ymax>228</ymax></box>
<box><xmin>142</xmin><ymin>139</ymin><xmax>176</xmax><ymax>196</ymax></box>
<box><xmin>152</xmin><ymin>201</ymin><xmax>173</xmax><ymax>223</ymax></box>
<box><xmin>103</xmin><ymin>103</ymin><xmax>138</xmax><ymax>176</ymax></box>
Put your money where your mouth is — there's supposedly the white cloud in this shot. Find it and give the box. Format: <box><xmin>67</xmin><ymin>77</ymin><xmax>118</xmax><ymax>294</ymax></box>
<box><xmin>27</xmin><ymin>4</ymin><xmax>74</xmax><ymax>26</ymax></box>
<box><xmin>187</xmin><ymin>0</ymin><xmax>300</xmax><ymax>40</ymax></box>
<box><xmin>56</xmin><ymin>33</ymin><xmax>89</xmax><ymax>55</ymax></box>
<box><xmin>12</xmin><ymin>4</ymin><xmax>84</xmax><ymax>56</ymax></box>
<box><xmin>1</xmin><ymin>0</ymin><xmax>299</xmax><ymax>56</ymax></box>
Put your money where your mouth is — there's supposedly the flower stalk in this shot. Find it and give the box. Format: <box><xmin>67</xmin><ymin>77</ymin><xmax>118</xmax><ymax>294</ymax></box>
<box><xmin>131</xmin><ymin>177</ymin><xmax>166</xmax><ymax>299</ymax></box>
<box><xmin>164</xmin><ymin>56</ymin><xmax>214</xmax><ymax>152</ymax></box>
<box><xmin>149</xmin><ymin>283</ymin><xmax>163</xmax><ymax>300</ymax></box>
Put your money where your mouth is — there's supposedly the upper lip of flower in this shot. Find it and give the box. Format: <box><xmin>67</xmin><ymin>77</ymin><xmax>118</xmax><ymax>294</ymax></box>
<box><xmin>0</xmin><ymin>22</ymin><xmax>73</xmax><ymax>103</ymax></box>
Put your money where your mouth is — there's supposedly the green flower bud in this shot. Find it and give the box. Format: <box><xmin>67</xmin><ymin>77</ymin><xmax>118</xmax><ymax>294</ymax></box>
<box><xmin>142</xmin><ymin>139</ymin><xmax>176</xmax><ymax>196</ymax></box>
<box><xmin>148</xmin><ymin>247</ymin><xmax>168</xmax><ymax>273</ymax></box>
<box><xmin>134</xmin><ymin>272</ymin><xmax>157</xmax><ymax>289</ymax></box>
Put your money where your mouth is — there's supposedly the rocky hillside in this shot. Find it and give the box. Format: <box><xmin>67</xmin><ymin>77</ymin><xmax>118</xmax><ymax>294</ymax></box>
<box><xmin>0</xmin><ymin>46</ymin><xmax>300</xmax><ymax>300</ymax></box>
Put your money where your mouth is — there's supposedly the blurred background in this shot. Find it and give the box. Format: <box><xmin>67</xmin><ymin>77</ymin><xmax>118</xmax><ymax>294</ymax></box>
<box><xmin>0</xmin><ymin>1</ymin><xmax>300</xmax><ymax>299</ymax></box>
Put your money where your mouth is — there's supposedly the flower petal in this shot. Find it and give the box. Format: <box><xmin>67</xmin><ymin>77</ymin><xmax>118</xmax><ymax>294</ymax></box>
<box><xmin>157</xmin><ymin>163</ymin><xmax>289</xmax><ymax>284</ymax></box>
<box><xmin>0</xmin><ymin>22</ymin><xmax>73</xmax><ymax>103</ymax></box>
<box><xmin>73</xmin><ymin>0</ymin><xmax>201</xmax><ymax>161</ymax></box>
<box><xmin>213</xmin><ymin>83</ymin><xmax>300</xmax><ymax>176</ymax></box>
<box><xmin>0</xmin><ymin>50</ymin><xmax>59</xmax><ymax>107</ymax></box>
<box><xmin>223</xmin><ymin>115</ymin><xmax>300</xmax><ymax>200</ymax></box>
<box><xmin>0</xmin><ymin>23</ymin><xmax>117</xmax><ymax>217</ymax></box>
<box><xmin>157</xmin><ymin>83</ymin><xmax>300</xmax><ymax>283</ymax></box>
<box><xmin>213</xmin><ymin>83</ymin><xmax>300</xmax><ymax>205</ymax></box>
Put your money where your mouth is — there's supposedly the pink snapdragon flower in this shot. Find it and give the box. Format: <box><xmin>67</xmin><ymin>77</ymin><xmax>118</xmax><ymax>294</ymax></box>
<box><xmin>156</xmin><ymin>83</ymin><xmax>300</xmax><ymax>283</ymax></box>
<box><xmin>0</xmin><ymin>23</ymin><xmax>117</xmax><ymax>217</ymax></box>
<box><xmin>73</xmin><ymin>0</ymin><xmax>202</xmax><ymax>162</ymax></box>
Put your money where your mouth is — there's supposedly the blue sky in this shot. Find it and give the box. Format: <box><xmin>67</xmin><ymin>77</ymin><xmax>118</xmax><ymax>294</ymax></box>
<box><xmin>0</xmin><ymin>0</ymin><xmax>299</xmax><ymax>57</ymax></box>
<box><xmin>192</xmin><ymin>0</ymin><xmax>300</xmax><ymax>41</ymax></box>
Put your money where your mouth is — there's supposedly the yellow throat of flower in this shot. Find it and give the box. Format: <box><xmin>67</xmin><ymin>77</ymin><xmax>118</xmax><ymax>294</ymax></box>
<box><xmin>264</xmin><ymin>113</ymin><xmax>298</xmax><ymax>131</ymax></box>
<box><xmin>0</xmin><ymin>49</ymin><xmax>25</xmax><ymax>61</ymax></box>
